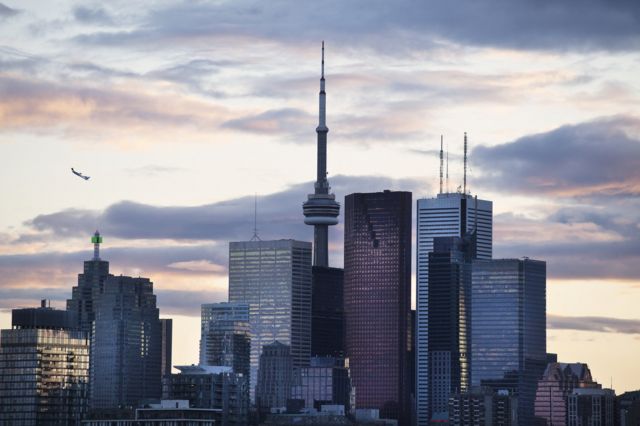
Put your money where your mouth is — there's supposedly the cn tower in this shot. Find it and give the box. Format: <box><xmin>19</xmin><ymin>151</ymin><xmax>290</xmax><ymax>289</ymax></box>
<box><xmin>303</xmin><ymin>42</ymin><xmax>340</xmax><ymax>267</ymax></box>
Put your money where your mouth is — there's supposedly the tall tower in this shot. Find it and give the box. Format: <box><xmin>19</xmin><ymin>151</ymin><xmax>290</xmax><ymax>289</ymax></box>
<box><xmin>303</xmin><ymin>41</ymin><xmax>340</xmax><ymax>268</ymax></box>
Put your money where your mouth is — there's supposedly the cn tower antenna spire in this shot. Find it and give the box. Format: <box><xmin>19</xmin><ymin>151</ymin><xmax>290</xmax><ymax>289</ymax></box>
<box><xmin>463</xmin><ymin>132</ymin><xmax>468</xmax><ymax>196</ymax></box>
<box><xmin>439</xmin><ymin>135</ymin><xmax>444</xmax><ymax>194</ymax></box>
<box><xmin>303</xmin><ymin>42</ymin><xmax>340</xmax><ymax>267</ymax></box>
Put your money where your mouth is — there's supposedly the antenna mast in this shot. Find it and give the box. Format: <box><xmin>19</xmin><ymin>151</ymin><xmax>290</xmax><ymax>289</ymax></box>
<box><xmin>446</xmin><ymin>144</ymin><xmax>449</xmax><ymax>194</ymax></box>
<box><xmin>251</xmin><ymin>194</ymin><xmax>261</xmax><ymax>241</ymax></box>
<box><xmin>463</xmin><ymin>132</ymin><xmax>468</xmax><ymax>196</ymax></box>
<box><xmin>439</xmin><ymin>135</ymin><xmax>443</xmax><ymax>194</ymax></box>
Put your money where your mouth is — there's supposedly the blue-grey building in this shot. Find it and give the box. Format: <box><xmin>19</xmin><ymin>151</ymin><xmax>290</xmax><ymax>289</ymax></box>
<box><xmin>90</xmin><ymin>275</ymin><xmax>162</xmax><ymax>409</ymax></box>
<box><xmin>471</xmin><ymin>258</ymin><xmax>547</xmax><ymax>425</ymax></box>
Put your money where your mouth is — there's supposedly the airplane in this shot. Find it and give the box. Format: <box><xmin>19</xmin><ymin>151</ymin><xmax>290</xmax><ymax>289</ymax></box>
<box><xmin>71</xmin><ymin>168</ymin><xmax>90</xmax><ymax>180</ymax></box>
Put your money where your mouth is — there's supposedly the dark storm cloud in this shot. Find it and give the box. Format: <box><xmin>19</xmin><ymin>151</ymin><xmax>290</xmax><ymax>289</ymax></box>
<box><xmin>72</xmin><ymin>0</ymin><xmax>640</xmax><ymax>52</ymax></box>
<box><xmin>548</xmin><ymin>315</ymin><xmax>640</xmax><ymax>335</ymax></box>
<box><xmin>26</xmin><ymin>175</ymin><xmax>428</xmax><ymax>241</ymax></box>
<box><xmin>473</xmin><ymin>116</ymin><xmax>640</xmax><ymax>198</ymax></box>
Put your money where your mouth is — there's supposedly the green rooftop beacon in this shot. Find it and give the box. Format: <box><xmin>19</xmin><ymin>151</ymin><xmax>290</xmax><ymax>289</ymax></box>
<box><xmin>91</xmin><ymin>230</ymin><xmax>102</xmax><ymax>260</ymax></box>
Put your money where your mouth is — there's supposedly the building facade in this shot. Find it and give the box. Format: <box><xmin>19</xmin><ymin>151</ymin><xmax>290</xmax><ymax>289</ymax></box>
<box><xmin>90</xmin><ymin>275</ymin><xmax>162</xmax><ymax>409</ymax></box>
<box><xmin>416</xmin><ymin>193</ymin><xmax>492</xmax><ymax>425</ymax></box>
<box><xmin>163</xmin><ymin>365</ymin><xmax>248</xmax><ymax>426</ymax></box>
<box><xmin>344</xmin><ymin>190</ymin><xmax>412</xmax><ymax>424</ymax></box>
<box><xmin>228</xmin><ymin>239</ymin><xmax>312</xmax><ymax>402</ymax></box>
<box><xmin>311</xmin><ymin>266</ymin><xmax>344</xmax><ymax>358</ymax></box>
<box><xmin>0</xmin><ymin>303</ymin><xmax>89</xmax><ymax>425</ymax></box>
<box><xmin>199</xmin><ymin>302</ymin><xmax>250</xmax><ymax>378</ymax></box>
<box><xmin>160</xmin><ymin>318</ymin><xmax>173</xmax><ymax>378</ymax></box>
<box><xmin>291</xmin><ymin>357</ymin><xmax>352</xmax><ymax>413</ymax></box>
<box><xmin>255</xmin><ymin>341</ymin><xmax>294</xmax><ymax>413</ymax></box>
<box><xmin>448</xmin><ymin>387</ymin><xmax>518</xmax><ymax>426</ymax></box>
<box><xmin>471</xmin><ymin>258</ymin><xmax>547</xmax><ymax>425</ymax></box>
<box><xmin>534</xmin><ymin>362</ymin><xmax>600</xmax><ymax>426</ymax></box>
<box><xmin>567</xmin><ymin>388</ymin><xmax>615</xmax><ymax>426</ymax></box>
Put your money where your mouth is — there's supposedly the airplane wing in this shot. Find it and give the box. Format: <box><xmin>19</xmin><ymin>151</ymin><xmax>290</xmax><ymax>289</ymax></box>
<box><xmin>71</xmin><ymin>168</ymin><xmax>90</xmax><ymax>180</ymax></box>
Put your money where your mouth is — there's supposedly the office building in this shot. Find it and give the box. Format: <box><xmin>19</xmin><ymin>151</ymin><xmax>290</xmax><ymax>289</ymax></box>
<box><xmin>618</xmin><ymin>390</ymin><xmax>640</xmax><ymax>426</ymax></box>
<box><xmin>448</xmin><ymin>387</ymin><xmax>518</xmax><ymax>426</ymax></box>
<box><xmin>344</xmin><ymin>190</ymin><xmax>412</xmax><ymax>424</ymax></box>
<box><xmin>160</xmin><ymin>318</ymin><xmax>173</xmax><ymax>378</ymax></box>
<box><xmin>90</xmin><ymin>275</ymin><xmax>162</xmax><ymax>409</ymax></box>
<box><xmin>83</xmin><ymin>400</ymin><xmax>222</xmax><ymax>426</ymax></box>
<box><xmin>0</xmin><ymin>302</ymin><xmax>89</xmax><ymax>424</ymax></box>
<box><xmin>256</xmin><ymin>341</ymin><xmax>294</xmax><ymax>413</ymax></box>
<box><xmin>67</xmin><ymin>231</ymin><xmax>112</xmax><ymax>336</ymax></box>
<box><xmin>534</xmin><ymin>362</ymin><xmax>600</xmax><ymax>425</ymax></box>
<box><xmin>228</xmin><ymin>239</ymin><xmax>312</xmax><ymax>401</ymax></box>
<box><xmin>567</xmin><ymin>388</ymin><xmax>615</xmax><ymax>426</ymax></box>
<box><xmin>199</xmin><ymin>302</ymin><xmax>250</xmax><ymax>378</ymax></box>
<box><xmin>311</xmin><ymin>266</ymin><xmax>344</xmax><ymax>358</ymax></box>
<box><xmin>163</xmin><ymin>365</ymin><xmax>249</xmax><ymax>425</ymax></box>
<box><xmin>416</xmin><ymin>191</ymin><xmax>492</xmax><ymax>425</ymax></box>
<box><xmin>428</xmin><ymin>237</ymin><xmax>474</xmax><ymax>419</ymax></box>
<box><xmin>291</xmin><ymin>357</ymin><xmax>352</xmax><ymax>413</ymax></box>
<box><xmin>471</xmin><ymin>258</ymin><xmax>547</xmax><ymax>425</ymax></box>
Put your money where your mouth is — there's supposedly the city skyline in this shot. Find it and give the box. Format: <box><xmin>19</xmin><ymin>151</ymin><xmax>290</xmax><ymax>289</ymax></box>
<box><xmin>1</xmin><ymin>0</ymin><xmax>639</xmax><ymax>397</ymax></box>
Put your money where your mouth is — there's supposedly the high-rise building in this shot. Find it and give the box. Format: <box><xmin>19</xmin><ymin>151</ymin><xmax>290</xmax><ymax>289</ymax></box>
<box><xmin>163</xmin><ymin>365</ymin><xmax>249</xmax><ymax>426</ymax></box>
<box><xmin>199</xmin><ymin>302</ymin><xmax>250</xmax><ymax>378</ymax></box>
<box><xmin>471</xmin><ymin>258</ymin><xmax>547</xmax><ymax>425</ymax></box>
<box><xmin>291</xmin><ymin>356</ymin><xmax>352</xmax><ymax>413</ymax></box>
<box><xmin>311</xmin><ymin>266</ymin><xmax>344</xmax><ymax>358</ymax></box>
<box><xmin>67</xmin><ymin>231</ymin><xmax>111</xmax><ymax>336</ymax></box>
<box><xmin>302</xmin><ymin>42</ymin><xmax>340</xmax><ymax>268</ymax></box>
<box><xmin>0</xmin><ymin>302</ymin><xmax>89</xmax><ymax>424</ymax></box>
<box><xmin>160</xmin><ymin>318</ymin><xmax>173</xmax><ymax>378</ymax></box>
<box><xmin>255</xmin><ymin>341</ymin><xmax>294</xmax><ymax>413</ymax></box>
<box><xmin>567</xmin><ymin>388</ymin><xmax>615</xmax><ymax>426</ymax></box>
<box><xmin>618</xmin><ymin>390</ymin><xmax>640</xmax><ymax>426</ymax></box>
<box><xmin>416</xmin><ymin>192</ymin><xmax>492</xmax><ymax>425</ymax></box>
<box><xmin>344</xmin><ymin>190</ymin><xmax>412</xmax><ymax>424</ymax></box>
<box><xmin>90</xmin><ymin>275</ymin><xmax>162</xmax><ymax>409</ymax></box>
<box><xmin>428</xmin><ymin>237</ymin><xmax>474</xmax><ymax>419</ymax></box>
<box><xmin>448</xmin><ymin>387</ymin><xmax>518</xmax><ymax>426</ymax></box>
<box><xmin>534</xmin><ymin>362</ymin><xmax>600</xmax><ymax>426</ymax></box>
<box><xmin>228</xmin><ymin>239</ymin><xmax>312</xmax><ymax>401</ymax></box>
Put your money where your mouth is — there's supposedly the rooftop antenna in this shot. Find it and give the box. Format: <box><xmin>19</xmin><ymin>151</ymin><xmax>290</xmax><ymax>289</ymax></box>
<box><xmin>463</xmin><ymin>132</ymin><xmax>468</xmax><ymax>196</ymax></box>
<box><xmin>250</xmin><ymin>194</ymin><xmax>261</xmax><ymax>241</ymax></box>
<box><xmin>91</xmin><ymin>230</ymin><xmax>102</xmax><ymax>260</ymax></box>
<box><xmin>439</xmin><ymin>135</ymin><xmax>443</xmax><ymax>195</ymax></box>
<box><xmin>446</xmin><ymin>144</ymin><xmax>449</xmax><ymax>194</ymax></box>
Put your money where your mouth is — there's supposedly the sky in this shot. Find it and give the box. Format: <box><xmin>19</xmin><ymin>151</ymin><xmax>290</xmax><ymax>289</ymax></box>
<box><xmin>1</xmin><ymin>0</ymin><xmax>639</xmax><ymax>392</ymax></box>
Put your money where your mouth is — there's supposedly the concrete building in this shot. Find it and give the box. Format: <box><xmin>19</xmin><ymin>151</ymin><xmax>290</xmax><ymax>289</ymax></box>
<box><xmin>256</xmin><ymin>342</ymin><xmax>294</xmax><ymax>414</ymax></box>
<box><xmin>471</xmin><ymin>258</ymin><xmax>547</xmax><ymax>425</ymax></box>
<box><xmin>90</xmin><ymin>275</ymin><xmax>162</xmax><ymax>409</ymax></box>
<box><xmin>228</xmin><ymin>239</ymin><xmax>312</xmax><ymax>402</ymax></box>
<box><xmin>344</xmin><ymin>190</ymin><xmax>412</xmax><ymax>425</ymax></box>
<box><xmin>82</xmin><ymin>400</ymin><xmax>222</xmax><ymax>426</ymax></box>
<box><xmin>163</xmin><ymin>365</ymin><xmax>249</xmax><ymax>425</ymax></box>
<box><xmin>448</xmin><ymin>387</ymin><xmax>518</xmax><ymax>426</ymax></box>
<box><xmin>534</xmin><ymin>362</ymin><xmax>601</xmax><ymax>425</ymax></box>
<box><xmin>567</xmin><ymin>388</ymin><xmax>615</xmax><ymax>426</ymax></box>
<box><xmin>416</xmin><ymin>192</ymin><xmax>492</xmax><ymax>425</ymax></box>
<box><xmin>199</xmin><ymin>302</ymin><xmax>250</xmax><ymax>378</ymax></box>
<box><xmin>0</xmin><ymin>302</ymin><xmax>89</xmax><ymax>425</ymax></box>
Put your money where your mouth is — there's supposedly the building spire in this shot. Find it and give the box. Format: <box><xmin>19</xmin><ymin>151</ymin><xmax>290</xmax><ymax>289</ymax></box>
<box><xmin>91</xmin><ymin>230</ymin><xmax>102</xmax><ymax>260</ymax></box>
<box><xmin>251</xmin><ymin>194</ymin><xmax>261</xmax><ymax>241</ymax></box>
<box><xmin>463</xmin><ymin>132</ymin><xmax>468</xmax><ymax>196</ymax></box>
<box><xmin>439</xmin><ymin>135</ymin><xmax>444</xmax><ymax>194</ymax></box>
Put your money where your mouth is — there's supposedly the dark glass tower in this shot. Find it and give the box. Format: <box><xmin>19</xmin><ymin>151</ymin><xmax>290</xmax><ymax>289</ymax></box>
<box><xmin>67</xmin><ymin>231</ymin><xmax>111</xmax><ymax>336</ymax></box>
<box><xmin>427</xmin><ymin>236</ymin><xmax>473</xmax><ymax>419</ymax></box>
<box><xmin>311</xmin><ymin>266</ymin><xmax>344</xmax><ymax>358</ymax></box>
<box><xmin>344</xmin><ymin>190</ymin><xmax>412</xmax><ymax>425</ymax></box>
<box><xmin>90</xmin><ymin>275</ymin><xmax>162</xmax><ymax>409</ymax></box>
<box><xmin>471</xmin><ymin>258</ymin><xmax>547</xmax><ymax>425</ymax></box>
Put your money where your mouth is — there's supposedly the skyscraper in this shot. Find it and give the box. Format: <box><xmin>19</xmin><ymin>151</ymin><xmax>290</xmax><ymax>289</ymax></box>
<box><xmin>67</xmin><ymin>230</ymin><xmax>111</xmax><ymax>336</ymax></box>
<box><xmin>416</xmin><ymin>192</ymin><xmax>492</xmax><ymax>425</ymax></box>
<box><xmin>471</xmin><ymin>258</ymin><xmax>547</xmax><ymax>424</ymax></box>
<box><xmin>344</xmin><ymin>190</ymin><xmax>412</xmax><ymax>424</ymax></box>
<box><xmin>0</xmin><ymin>302</ymin><xmax>89</xmax><ymax>424</ymax></box>
<box><xmin>311</xmin><ymin>266</ymin><xmax>344</xmax><ymax>358</ymax></box>
<box><xmin>228</xmin><ymin>239</ymin><xmax>312</xmax><ymax>402</ymax></box>
<box><xmin>199</xmin><ymin>302</ymin><xmax>250</xmax><ymax>378</ymax></box>
<box><xmin>160</xmin><ymin>318</ymin><xmax>173</xmax><ymax>378</ymax></box>
<box><xmin>427</xmin><ymin>237</ymin><xmax>474</xmax><ymax>419</ymax></box>
<box><xmin>255</xmin><ymin>341</ymin><xmax>294</xmax><ymax>413</ymax></box>
<box><xmin>567</xmin><ymin>388</ymin><xmax>616</xmax><ymax>426</ymax></box>
<box><xmin>90</xmin><ymin>275</ymin><xmax>162</xmax><ymax>409</ymax></box>
<box><xmin>302</xmin><ymin>42</ymin><xmax>340</xmax><ymax>268</ymax></box>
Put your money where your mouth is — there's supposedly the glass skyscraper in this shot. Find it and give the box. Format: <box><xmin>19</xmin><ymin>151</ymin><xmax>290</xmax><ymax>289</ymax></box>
<box><xmin>199</xmin><ymin>302</ymin><xmax>250</xmax><ymax>379</ymax></box>
<box><xmin>90</xmin><ymin>275</ymin><xmax>162</xmax><ymax>409</ymax></box>
<box><xmin>311</xmin><ymin>266</ymin><xmax>344</xmax><ymax>358</ymax></box>
<box><xmin>416</xmin><ymin>193</ymin><xmax>492</xmax><ymax>425</ymax></box>
<box><xmin>344</xmin><ymin>190</ymin><xmax>412</xmax><ymax>425</ymax></box>
<box><xmin>471</xmin><ymin>258</ymin><xmax>547</xmax><ymax>424</ymax></box>
<box><xmin>0</xmin><ymin>303</ymin><xmax>89</xmax><ymax>424</ymax></box>
<box><xmin>228</xmin><ymin>239</ymin><xmax>312</xmax><ymax>402</ymax></box>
